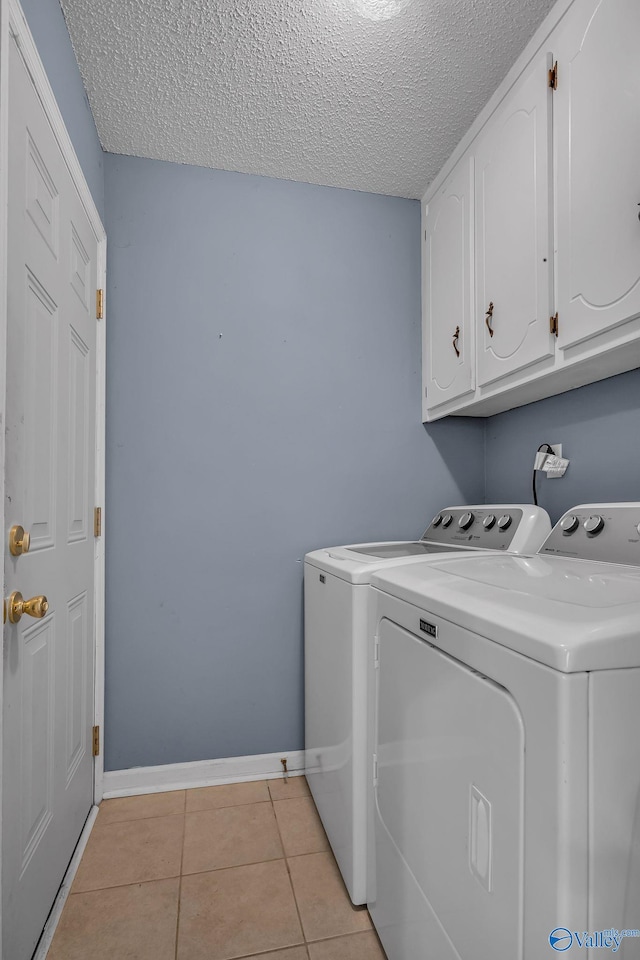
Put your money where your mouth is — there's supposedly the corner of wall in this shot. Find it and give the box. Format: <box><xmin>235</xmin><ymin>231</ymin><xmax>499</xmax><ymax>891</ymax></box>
<box><xmin>482</xmin><ymin>417</ymin><xmax>489</xmax><ymax>504</ymax></box>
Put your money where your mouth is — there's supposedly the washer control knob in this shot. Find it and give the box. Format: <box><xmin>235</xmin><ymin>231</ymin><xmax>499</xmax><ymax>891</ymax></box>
<box><xmin>497</xmin><ymin>514</ymin><xmax>512</xmax><ymax>531</ymax></box>
<box><xmin>560</xmin><ymin>515</ymin><xmax>579</xmax><ymax>534</ymax></box>
<box><xmin>432</xmin><ymin>515</ymin><xmax>442</xmax><ymax>527</ymax></box>
<box><xmin>483</xmin><ymin>514</ymin><xmax>496</xmax><ymax>530</ymax></box>
<box><xmin>458</xmin><ymin>512</ymin><xmax>474</xmax><ymax>530</ymax></box>
<box><xmin>441</xmin><ymin>514</ymin><xmax>453</xmax><ymax>528</ymax></box>
<box><xmin>584</xmin><ymin>515</ymin><xmax>605</xmax><ymax>536</ymax></box>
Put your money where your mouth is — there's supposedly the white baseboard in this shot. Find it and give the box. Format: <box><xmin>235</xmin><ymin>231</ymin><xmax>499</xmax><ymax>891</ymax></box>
<box><xmin>33</xmin><ymin>805</ymin><xmax>99</xmax><ymax>960</ymax></box>
<box><xmin>102</xmin><ymin>749</ymin><xmax>306</xmax><ymax>799</ymax></box>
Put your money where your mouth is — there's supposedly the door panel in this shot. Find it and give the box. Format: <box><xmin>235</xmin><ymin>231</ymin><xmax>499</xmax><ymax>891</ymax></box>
<box><xmin>24</xmin><ymin>272</ymin><xmax>59</xmax><ymax>550</ymax></box>
<box><xmin>20</xmin><ymin>616</ymin><xmax>55</xmax><ymax>869</ymax></box>
<box><xmin>424</xmin><ymin>155</ymin><xmax>474</xmax><ymax>414</ymax></box>
<box><xmin>4</xmin><ymin>34</ymin><xmax>98</xmax><ymax>960</ymax></box>
<box><xmin>26</xmin><ymin>133</ymin><xmax>59</xmax><ymax>258</ymax></box>
<box><xmin>66</xmin><ymin>593</ymin><xmax>89</xmax><ymax>784</ymax></box>
<box><xmin>68</xmin><ymin>326</ymin><xmax>90</xmax><ymax>542</ymax></box>
<box><xmin>555</xmin><ymin>0</ymin><xmax>640</xmax><ymax>349</ymax></box>
<box><xmin>475</xmin><ymin>53</ymin><xmax>554</xmax><ymax>386</ymax></box>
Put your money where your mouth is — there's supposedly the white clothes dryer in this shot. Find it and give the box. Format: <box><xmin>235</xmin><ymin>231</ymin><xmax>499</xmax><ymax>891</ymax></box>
<box><xmin>368</xmin><ymin>503</ymin><xmax>640</xmax><ymax>960</ymax></box>
<box><xmin>304</xmin><ymin>504</ymin><xmax>551</xmax><ymax>904</ymax></box>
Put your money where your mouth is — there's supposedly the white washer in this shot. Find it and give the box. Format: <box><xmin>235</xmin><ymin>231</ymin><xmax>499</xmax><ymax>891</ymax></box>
<box><xmin>369</xmin><ymin>503</ymin><xmax>640</xmax><ymax>960</ymax></box>
<box><xmin>304</xmin><ymin>504</ymin><xmax>550</xmax><ymax>905</ymax></box>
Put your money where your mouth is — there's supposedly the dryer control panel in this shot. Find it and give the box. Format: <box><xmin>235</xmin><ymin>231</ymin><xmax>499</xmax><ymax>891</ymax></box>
<box><xmin>421</xmin><ymin>507</ymin><xmax>524</xmax><ymax>551</ymax></box>
<box><xmin>540</xmin><ymin>503</ymin><xmax>640</xmax><ymax>566</ymax></box>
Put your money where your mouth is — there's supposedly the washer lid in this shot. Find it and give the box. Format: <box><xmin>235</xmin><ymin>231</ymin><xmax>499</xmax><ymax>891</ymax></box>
<box><xmin>304</xmin><ymin>542</ymin><xmax>484</xmax><ymax>583</ymax></box>
<box><xmin>372</xmin><ymin>554</ymin><xmax>640</xmax><ymax>672</ymax></box>
<box><xmin>331</xmin><ymin>541</ymin><xmax>475</xmax><ymax>559</ymax></box>
<box><xmin>304</xmin><ymin>503</ymin><xmax>551</xmax><ymax>582</ymax></box>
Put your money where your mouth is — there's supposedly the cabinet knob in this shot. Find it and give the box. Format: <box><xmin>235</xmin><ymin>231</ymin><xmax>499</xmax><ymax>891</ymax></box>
<box><xmin>485</xmin><ymin>302</ymin><xmax>494</xmax><ymax>338</ymax></box>
<box><xmin>452</xmin><ymin>326</ymin><xmax>460</xmax><ymax>357</ymax></box>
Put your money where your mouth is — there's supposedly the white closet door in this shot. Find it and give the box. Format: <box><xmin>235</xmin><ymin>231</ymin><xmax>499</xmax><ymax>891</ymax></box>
<box><xmin>554</xmin><ymin>0</ymin><xmax>640</xmax><ymax>351</ymax></box>
<box><xmin>475</xmin><ymin>53</ymin><xmax>554</xmax><ymax>387</ymax></box>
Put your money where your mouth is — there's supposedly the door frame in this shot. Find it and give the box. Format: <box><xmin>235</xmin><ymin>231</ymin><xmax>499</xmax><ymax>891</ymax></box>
<box><xmin>0</xmin><ymin>0</ymin><xmax>106</xmax><ymax>947</ymax></box>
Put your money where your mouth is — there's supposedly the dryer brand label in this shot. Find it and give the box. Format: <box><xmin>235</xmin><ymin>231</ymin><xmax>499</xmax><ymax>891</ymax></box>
<box><xmin>419</xmin><ymin>619</ymin><xmax>437</xmax><ymax>639</ymax></box>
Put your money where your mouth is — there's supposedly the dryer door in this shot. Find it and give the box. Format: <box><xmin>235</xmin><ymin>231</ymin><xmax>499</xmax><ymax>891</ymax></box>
<box><xmin>371</xmin><ymin>618</ymin><xmax>525</xmax><ymax>960</ymax></box>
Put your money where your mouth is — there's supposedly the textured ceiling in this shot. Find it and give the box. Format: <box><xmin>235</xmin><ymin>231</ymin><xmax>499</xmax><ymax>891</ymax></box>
<box><xmin>59</xmin><ymin>0</ymin><xmax>557</xmax><ymax>199</ymax></box>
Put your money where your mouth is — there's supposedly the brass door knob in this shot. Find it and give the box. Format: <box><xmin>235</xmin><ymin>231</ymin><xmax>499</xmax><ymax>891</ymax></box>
<box><xmin>9</xmin><ymin>525</ymin><xmax>30</xmax><ymax>556</ymax></box>
<box><xmin>4</xmin><ymin>591</ymin><xmax>48</xmax><ymax>624</ymax></box>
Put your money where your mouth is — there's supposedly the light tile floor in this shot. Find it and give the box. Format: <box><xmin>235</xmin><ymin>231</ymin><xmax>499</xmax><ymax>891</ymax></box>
<box><xmin>47</xmin><ymin>776</ymin><xmax>387</xmax><ymax>960</ymax></box>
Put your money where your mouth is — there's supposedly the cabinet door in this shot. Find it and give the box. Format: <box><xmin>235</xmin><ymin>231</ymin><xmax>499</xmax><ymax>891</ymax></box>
<box><xmin>555</xmin><ymin>0</ymin><xmax>640</xmax><ymax>350</ymax></box>
<box><xmin>475</xmin><ymin>54</ymin><xmax>554</xmax><ymax>387</ymax></box>
<box><xmin>423</xmin><ymin>156</ymin><xmax>474</xmax><ymax>416</ymax></box>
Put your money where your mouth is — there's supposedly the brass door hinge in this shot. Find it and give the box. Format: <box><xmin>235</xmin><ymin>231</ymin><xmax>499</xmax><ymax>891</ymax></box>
<box><xmin>550</xmin><ymin>312</ymin><xmax>559</xmax><ymax>337</ymax></box>
<box><xmin>94</xmin><ymin>506</ymin><xmax>102</xmax><ymax>538</ymax></box>
<box><xmin>96</xmin><ymin>289</ymin><xmax>104</xmax><ymax>319</ymax></box>
<box><xmin>92</xmin><ymin>725</ymin><xmax>100</xmax><ymax>757</ymax></box>
<box><xmin>548</xmin><ymin>61</ymin><xmax>558</xmax><ymax>90</ymax></box>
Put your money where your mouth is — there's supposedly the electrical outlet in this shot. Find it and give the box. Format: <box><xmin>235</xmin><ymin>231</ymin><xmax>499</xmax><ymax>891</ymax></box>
<box><xmin>534</xmin><ymin>443</ymin><xmax>569</xmax><ymax>477</ymax></box>
<box><xmin>545</xmin><ymin>448</ymin><xmax>570</xmax><ymax>478</ymax></box>
<box><xmin>534</xmin><ymin>444</ymin><xmax>566</xmax><ymax>471</ymax></box>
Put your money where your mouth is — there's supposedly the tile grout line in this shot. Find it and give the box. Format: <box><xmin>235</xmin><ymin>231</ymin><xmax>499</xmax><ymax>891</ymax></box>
<box><xmin>95</xmin><ymin>809</ymin><xmax>186</xmax><ymax>829</ymax></box>
<box><xmin>175</xmin><ymin>790</ymin><xmax>187</xmax><ymax>960</ymax></box>
<box><xmin>270</xmin><ymin>779</ymin><xmax>371</xmax><ymax>954</ymax></box>
<box><xmin>100</xmin><ymin>797</ymin><xmax>275</xmax><ymax>826</ymax></box>
<box><xmin>269</xmin><ymin>781</ymin><xmax>309</xmax><ymax>956</ymax></box>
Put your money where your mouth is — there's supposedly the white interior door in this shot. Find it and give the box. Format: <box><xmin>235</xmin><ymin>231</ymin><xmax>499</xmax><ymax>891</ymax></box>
<box><xmin>3</xmin><ymin>30</ymin><xmax>98</xmax><ymax>960</ymax></box>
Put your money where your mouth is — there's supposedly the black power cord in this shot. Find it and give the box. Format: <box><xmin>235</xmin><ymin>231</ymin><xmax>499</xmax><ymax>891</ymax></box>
<box><xmin>532</xmin><ymin>443</ymin><xmax>555</xmax><ymax>506</ymax></box>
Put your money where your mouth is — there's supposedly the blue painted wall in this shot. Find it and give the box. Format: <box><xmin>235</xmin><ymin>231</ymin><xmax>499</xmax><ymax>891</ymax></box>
<box><xmin>19</xmin><ymin>0</ymin><xmax>105</xmax><ymax>220</ymax></box>
<box><xmin>484</xmin><ymin>369</ymin><xmax>640</xmax><ymax>523</ymax></box>
<box><xmin>103</xmin><ymin>154</ymin><xmax>485</xmax><ymax>770</ymax></box>
<box><xmin>19</xmin><ymin>0</ymin><xmax>640</xmax><ymax>772</ymax></box>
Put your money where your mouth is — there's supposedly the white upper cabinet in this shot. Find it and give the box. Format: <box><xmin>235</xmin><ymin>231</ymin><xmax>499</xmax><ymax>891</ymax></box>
<box><xmin>421</xmin><ymin>0</ymin><xmax>640</xmax><ymax>420</ymax></box>
<box><xmin>423</xmin><ymin>155</ymin><xmax>474</xmax><ymax>416</ymax></box>
<box><xmin>475</xmin><ymin>53</ymin><xmax>554</xmax><ymax>387</ymax></box>
<box><xmin>554</xmin><ymin>0</ymin><xmax>640</xmax><ymax>351</ymax></box>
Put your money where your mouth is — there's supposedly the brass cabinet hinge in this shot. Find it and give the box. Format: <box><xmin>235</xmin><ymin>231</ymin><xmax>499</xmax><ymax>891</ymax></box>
<box><xmin>96</xmin><ymin>289</ymin><xmax>104</xmax><ymax>320</ymax></box>
<box><xmin>94</xmin><ymin>506</ymin><xmax>102</xmax><ymax>538</ymax></box>
<box><xmin>550</xmin><ymin>312</ymin><xmax>559</xmax><ymax>337</ymax></box>
<box><xmin>548</xmin><ymin>61</ymin><xmax>558</xmax><ymax>90</ymax></box>
<box><xmin>92</xmin><ymin>725</ymin><xmax>100</xmax><ymax>757</ymax></box>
